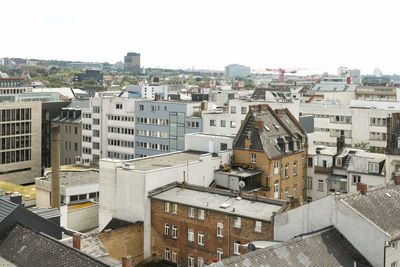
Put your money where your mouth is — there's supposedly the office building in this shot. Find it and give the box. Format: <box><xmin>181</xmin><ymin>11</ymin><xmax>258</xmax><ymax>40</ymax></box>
<box><xmin>225</xmin><ymin>64</ymin><xmax>250</xmax><ymax>79</ymax></box>
<box><xmin>124</xmin><ymin>52</ymin><xmax>140</xmax><ymax>71</ymax></box>
<box><xmin>74</xmin><ymin>69</ymin><xmax>104</xmax><ymax>85</ymax></box>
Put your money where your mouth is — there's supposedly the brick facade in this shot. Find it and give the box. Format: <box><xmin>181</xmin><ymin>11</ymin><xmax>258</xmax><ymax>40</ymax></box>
<box><xmin>151</xmin><ymin>198</ymin><xmax>274</xmax><ymax>267</ymax></box>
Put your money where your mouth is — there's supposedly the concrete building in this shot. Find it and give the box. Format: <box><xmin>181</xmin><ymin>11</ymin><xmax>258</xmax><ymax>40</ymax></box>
<box><xmin>300</xmin><ymin>100</ymin><xmax>400</xmax><ymax>152</ymax></box>
<box><xmin>81</xmin><ymin>94</ymin><xmax>137</xmax><ymax>165</ymax></box>
<box><xmin>274</xmin><ymin>182</ymin><xmax>400</xmax><ymax>267</ymax></box>
<box><xmin>124</xmin><ymin>52</ymin><xmax>140</xmax><ymax>71</ymax></box>
<box><xmin>225</xmin><ymin>64</ymin><xmax>250</xmax><ymax>79</ymax></box>
<box><xmin>0</xmin><ymin>77</ymin><xmax>32</xmax><ymax>95</ymax></box>
<box><xmin>202</xmin><ymin>99</ymin><xmax>299</xmax><ymax>137</ymax></box>
<box><xmin>149</xmin><ymin>183</ymin><xmax>286</xmax><ymax>266</ymax></box>
<box><xmin>35</xmin><ymin>169</ymin><xmax>99</xmax><ymax>232</ymax></box>
<box><xmin>99</xmin><ymin>150</ymin><xmax>232</xmax><ymax>259</ymax></box>
<box><xmin>126</xmin><ymin>84</ymin><xmax>168</xmax><ymax>99</ymax></box>
<box><xmin>185</xmin><ymin>132</ymin><xmax>233</xmax><ymax>154</ymax></box>
<box><xmin>52</xmin><ymin>105</ymin><xmax>85</xmax><ymax>165</ymax></box>
<box><xmin>134</xmin><ymin>100</ymin><xmax>203</xmax><ymax>157</ymax></box>
<box><xmin>355</xmin><ymin>85</ymin><xmax>399</xmax><ymax>102</ymax></box>
<box><xmin>0</xmin><ymin>102</ymin><xmax>42</xmax><ymax>184</ymax></box>
<box><xmin>74</xmin><ymin>69</ymin><xmax>103</xmax><ymax>85</ymax></box>
<box><xmin>232</xmin><ymin>105</ymin><xmax>307</xmax><ymax>202</ymax></box>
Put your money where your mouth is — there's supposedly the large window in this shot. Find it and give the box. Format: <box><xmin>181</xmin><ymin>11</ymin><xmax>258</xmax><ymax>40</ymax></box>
<box><xmin>188</xmin><ymin>207</ymin><xmax>195</xmax><ymax>218</ymax></box>
<box><xmin>164</xmin><ymin>224</ymin><xmax>169</xmax><ymax>236</ymax></box>
<box><xmin>188</xmin><ymin>255</ymin><xmax>194</xmax><ymax>267</ymax></box>
<box><xmin>198</xmin><ymin>232</ymin><xmax>204</xmax><ymax>246</ymax></box>
<box><xmin>308</xmin><ymin>157</ymin><xmax>313</xmax><ymax>167</ymax></box>
<box><xmin>234</xmin><ymin>241</ymin><xmax>241</xmax><ymax>255</ymax></box>
<box><xmin>234</xmin><ymin>217</ymin><xmax>241</xmax><ymax>228</ymax></box>
<box><xmin>254</xmin><ymin>221</ymin><xmax>262</xmax><ymax>233</ymax></box>
<box><xmin>285</xmin><ymin>164</ymin><xmax>289</xmax><ymax>178</ymax></box>
<box><xmin>164</xmin><ymin>248</ymin><xmax>170</xmax><ymax>260</ymax></box>
<box><xmin>274</xmin><ymin>161</ymin><xmax>279</xmax><ymax>175</ymax></box>
<box><xmin>307</xmin><ymin>177</ymin><xmax>313</xmax><ymax>189</ymax></box>
<box><xmin>217</xmin><ymin>222</ymin><xmax>223</xmax><ymax>237</ymax></box>
<box><xmin>216</xmin><ymin>249</ymin><xmax>223</xmax><ymax>261</ymax></box>
<box><xmin>318</xmin><ymin>180</ymin><xmax>324</xmax><ymax>191</ymax></box>
<box><xmin>172</xmin><ymin>226</ymin><xmax>177</xmax><ymax>239</ymax></box>
<box><xmin>198</xmin><ymin>209</ymin><xmax>204</xmax><ymax>220</ymax></box>
<box><xmin>352</xmin><ymin>175</ymin><xmax>361</xmax><ymax>184</ymax></box>
<box><xmin>188</xmin><ymin>229</ymin><xmax>194</xmax><ymax>242</ymax></box>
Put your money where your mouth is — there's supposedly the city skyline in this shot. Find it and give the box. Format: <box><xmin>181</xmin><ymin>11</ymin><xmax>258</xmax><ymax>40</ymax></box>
<box><xmin>1</xmin><ymin>0</ymin><xmax>400</xmax><ymax>75</ymax></box>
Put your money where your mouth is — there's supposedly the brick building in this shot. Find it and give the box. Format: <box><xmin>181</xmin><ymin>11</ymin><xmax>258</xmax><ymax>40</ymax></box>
<box><xmin>149</xmin><ymin>183</ymin><xmax>286</xmax><ymax>267</ymax></box>
<box><xmin>232</xmin><ymin>105</ymin><xmax>308</xmax><ymax>202</ymax></box>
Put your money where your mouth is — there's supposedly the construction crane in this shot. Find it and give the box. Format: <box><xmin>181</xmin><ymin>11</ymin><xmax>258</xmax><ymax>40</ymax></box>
<box><xmin>265</xmin><ymin>68</ymin><xmax>299</xmax><ymax>82</ymax></box>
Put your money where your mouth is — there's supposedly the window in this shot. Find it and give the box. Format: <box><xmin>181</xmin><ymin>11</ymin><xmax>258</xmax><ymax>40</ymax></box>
<box><xmin>172</xmin><ymin>203</ymin><xmax>178</xmax><ymax>214</ymax></box>
<box><xmin>352</xmin><ymin>175</ymin><xmax>361</xmax><ymax>184</ymax></box>
<box><xmin>198</xmin><ymin>209</ymin><xmax>204</xmax><ymax>220</ymax></box>
<box><xmin>285</xmin><ymin>164</ymin><xmax>289</xmax><ymax>178</ymax></box>
<box><xmin>217</xmin><ymin>222</ymin><xmax>223</xmax><ymax>237</ymax></box>
<box><xmin>369</xmin><ymin>163</ymin><xmax>379</xmax><ymax>174</ymax></box>
<box><xmin>74</xmin><ymin>127</ymin><xmax>78</xmax><ymax>134</ymax></box>
<box><xmin>230</xmin><ymin>121</ymin><xmax>236</xmax><ymax>128</ymax></box>
<box><xmin>172</xmin><ymin>251</ymin><xmax>177</xmax><ymax>262</ymax></box>
<box><xmin>198</xmin><ymin>257</ymin><xmax>204</xmax><ymax>267</ymax></box>
<box><xmin>302</xmin><ymin>155</ymin><xmax>305</xmax><ymax>167</ymax></box>
<box><xmin>274</xmin><ymin>161</ymin><xmax>279</xmax><ymax>175</ymax></box>
<box><xmin>234</xmin><ymin>241</ymin><xmax>241</xmax><ymax>255</ymax></box>
<box><xmin>93</xmin><ymin>118</ymin><xmax>100</xmax><ymax>125</ymax></box>
<box><xmin>188</xmin><ymin>255</ymin><xmax>194</xmax><ymax>267</ymax></box>
<box><xmin>139</xmin><ymin>105</ymin><xmax>144</xmax><ymax>111</ymax></box>
<box><xmin>336</xmin><ymin>157</ymin><xmax>342</xmax><ymax>167</ymax></box>
<box><xmin>220</xmin><ymin>143</ymin><xmax>228</xmax><ymax>150</ymax></box>
<box><xmin>307</xmin><ymin>157</ymin><xmax>313</xmax><ymax>167</ymax></box>
<box><xmin>251</xmin><ymin>153</ymin><xmax>256</xmax><ymax>163</ymax></box>
<box><xmin>307</xmin><ymin>177</ymin><xmax>313</xmax><ymax>189</ymax></box>
<box><xmin>74</xmin><ymin>143</ymin><xmax>78</xmax><ymax>151</ymax></box>
<box><xmin>164</xmin><ymin>224</ymin><xmax>169</xmax><ymax>236</ymax></box>
<box><xmin>293</xmin><ymin>162</ymin><xmax>297</xmax><ymax>176</ymax></box>
<box><xmin>210</xmin><ymin>119</ymin><xmax>216</xmax><ymax>126</ymax></box>
<box><xmin>188</xmin><ymin>207</ymin><xmax>195</xmax><ymax>218</ymax></box>
<box><xmin>165</xmin><ymin>202</ymin><xmax>170</xmax><ymax>213</ymax></box>
<box><xmin>198</xmin><ymin>232</ymin><xmax>204</xmax><ymax>245</ymax></box>
<box><xmin>241</xmin><ymin>107</ymin><xmax>247</xmax><ymax>114</ymax></box>
<box><xmin>231</xmin><ymin>106</ymin><xmax>236</xmax><ymax>114</ymax></box>
<box><xmin>293</xmin><ymin>185</ymin><xmax>297</xmax><ymax>198</ymax></box>
<box><xmin>318</xmin><ymin>180</ymin><xmax>324</xmax><ymax>191</ymax></box>
<box><xmin>172</xmin><ymin>226</ymin><xmax>177</xmax><ymax>239</ymax></box>
<box><xmin>220</xmin><ymin>120</ymin><xmax>226</xmax><ymax>127</ymax></box>
<box><xmin>188</xmin><ymin>229</ymin><xmax>194</xmax><ymax>242</ymax></box>
<box><xmin>234</xmin><ymin>217</ymin><xmax>241</xmax><ymax>228</ymax></box>
<box><xmin>254</xmin><ymin>221</ymin><xmax>262</xmax><ymax>233</ymax></box>
<box><xmin>284</xmin><ymin>188</ymin><xmax>289</xmax><ymax>200</ymax></box>
<box><xmin>89</xmin><ymin>192</ymin><xmax>97</xmax><ymax>198</ymax></box>
<box><xmin>274</xmin><ymin>182</ymin><xmax>279</xmax><ymax>198</ymax></box>
<box><xmin>116</xmin><ymin>103</ymin><xmax>123</xmax><ymax>109</ymax></box>
<box><xmin>216</xmin><ymin>248</ymin><xmax>223</xmax><ymax>261</ymax></box>
<box><xmin>391</xmin><ymin>261</ymin><xmax>397</xmax><ymax>267</ymax></box>
<box><xmin>70</xmin><ymin>195</ymin><xmax>78</xmax><ymax>202</ymax></box>
<box><xmin>93</xmin><ymin>106</ymin><xmax>100</xmax><ymax>113</ymax></box>
<box><xmin>164</xmin><ymin>248</ymin><xmax>170</xmax><ymax>260</ymax></box>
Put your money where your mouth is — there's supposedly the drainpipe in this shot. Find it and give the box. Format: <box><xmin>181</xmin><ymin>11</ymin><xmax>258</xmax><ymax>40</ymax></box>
<box><xmin>228</xmin><ymin>215</ymin><xmax>231</xmax><ymax>258</ymax></box>
<box><xmin>280</xmin><ymin>157</ymin><xmax>283</xmax><ymax>199</ymax></box>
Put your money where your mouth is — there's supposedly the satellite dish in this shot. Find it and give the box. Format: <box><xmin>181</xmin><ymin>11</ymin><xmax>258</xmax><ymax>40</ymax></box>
<box><xmin>239</xmin><ymin>181</ymin><xmax>246</xmax><ymax>188</ymax></box>
<box><xmin>247</xmin><ymin>243</ymin><xmax>256</xmax><ymax>252</ymax></box>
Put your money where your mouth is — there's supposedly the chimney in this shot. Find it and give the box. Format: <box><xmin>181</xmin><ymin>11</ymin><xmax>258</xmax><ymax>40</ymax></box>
<box><xmin>122</xmin><ymin>256</ymin><xmax>132</xmax><ymax>267</ymax></box>
<box><xmin>336</xmin><ymin>135</ymin><xmax>345</xmax><ymax>154</ymax></box>
<box><xmin>72</xmin><ymin>234</ymin><xmax>81</xmax><ymax>250</ymax></box>
<box><xmin>51</xmin><ymin>126</ymin><xmax>61</xmax><ymax>210</ymax></box>
<box><xmin>10</xmin><ymin>193</ymin><xmax>22</xmax><ymax>205</ymax></box>
<box><xmin>254</xmin><ymin>120</ymin><xmax>264</xmax><ymax>131</ymax></box>
<box><xmin>356</xmin><ymin>183</ymin><xmax>368</xmax><ymax>194</ymax></box>
<box><xmin>394</xmin><ymin>175</ymin><xmax>400</xmax><ymax>185</ymax></box>
<box><xmin>347</xmin><ymin>76</ymin><xmax>351</xmax><ymax>84</ymax></box>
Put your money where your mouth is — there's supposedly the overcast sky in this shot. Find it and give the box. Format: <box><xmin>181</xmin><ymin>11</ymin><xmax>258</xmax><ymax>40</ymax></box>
<box><xmin>2</xmin><ymin>0</ymin><xmax>400</xmax><ymax>75</ymax></box>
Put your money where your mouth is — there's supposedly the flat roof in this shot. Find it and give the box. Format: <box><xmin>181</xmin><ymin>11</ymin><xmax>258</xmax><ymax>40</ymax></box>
<box><xmin>215</xmin><ymin>169</ymin><xmax>263</xmax><ymax>178</ymax></box>
<box><xmin>44</xmin><ymin>170</ymin><xmax>99</xmax><ymax>187</ymax></box>
<box><xmin>0</xmin><ymin>180</ymin><xmax>36</xmax><ymax>200</ymax></box>
<box><xmin>186</xmin><ymin>132</ymin><xmax>235</xmax><ymax>139</ymax></box>
<box><xmin>151</xmin><ymin>187</ymin><xmax>282</xmax><ymax>221</ymax></box>
<box><xmin>122</xmin><ymin>151</ymin><xmax>207</xmax><ymax>172</ymax></box>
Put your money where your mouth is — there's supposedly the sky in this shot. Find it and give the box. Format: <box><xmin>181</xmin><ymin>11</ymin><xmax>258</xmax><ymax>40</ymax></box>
<box><xmin>1</xmin><ymin>0</ymin><xmax>400</xmax><ymax>75</ymax></box>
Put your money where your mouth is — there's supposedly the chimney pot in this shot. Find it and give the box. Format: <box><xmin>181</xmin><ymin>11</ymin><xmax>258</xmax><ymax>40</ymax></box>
<box><xmin>122</xmin><ymin>255</ymin><xmax>132</xmax><ymax>267</ymax></box>
<box><xmin>72</xmin><ymin>234</ymin><xmax>81</xmax><ymax>250</ymax></box>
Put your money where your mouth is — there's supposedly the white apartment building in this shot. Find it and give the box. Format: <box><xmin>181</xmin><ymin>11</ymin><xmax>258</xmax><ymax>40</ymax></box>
<box><xmin>81</xmin><ymin>93</ymin><xmax>138</xmax><ymax>164</ymax></box>
<box><xmin>202</xmin><ymin>99</ymin><xmax>299</xmax><ymax>137</ymax></box>
<box><xmin>126</xmin><ymin>84</ymin><xmax>168</xmax><ymax>99</ymax></box>
<box><xmin>300</xmin><ymin>100</ymin><xmax>400</xmax><ymax>152</ymax></box>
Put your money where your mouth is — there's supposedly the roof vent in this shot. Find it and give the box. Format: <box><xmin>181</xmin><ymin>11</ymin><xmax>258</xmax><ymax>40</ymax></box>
<box><xmin>264</xmin><ymin>125</ymin><xmax>270</xmax><ymax>131</ymax></box>
<box><xmin>273</xmin><ymin>123</ymin><xmax>280</xmax><ymax>129</ymax></box>
<box><xmin>220</xmin><ymin>203</ymin><xmax>230</xmax><ymax>209</ymax></box>
<box><xmin>385</xmin><ymin>192</ymin><xmax>392</xmax><ymax>198</ymax></box>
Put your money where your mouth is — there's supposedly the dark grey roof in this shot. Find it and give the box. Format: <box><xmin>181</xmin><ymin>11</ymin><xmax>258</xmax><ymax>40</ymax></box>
<box><xmin>0</xmin><ymin>224</ymin><xmax>111</xmax><ymax>267</ymax></box>
<box><xmin>339</xmin><ymin>183</ymin><xmax>400</xmax><ymax>239</ymax></box>
<box><xmin>30</xmin><ymin>208</ymin><xmax>61</xmax><ymax>220</ymax></box>
<box><xmin>209</xmin><ymin>227</ymin><xmax>371</xmax><ymax>267</ymax></box>
<box><xmin>0</xmin><ymin>199</ymin><xmax>18</xmax><ymax>224</ymax></box>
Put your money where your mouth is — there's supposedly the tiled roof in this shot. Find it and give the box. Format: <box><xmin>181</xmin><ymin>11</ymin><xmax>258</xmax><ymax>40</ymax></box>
<box><xmin>62</xmin><ymin>234</ymin><xmax>108</xmax><ymax>258</ymax></box>
<box><xmin>0</xmin><ymin>199</ymin><xmax>18</xmax><ymax>224</ymax></box>
<box><xmin>0</xmin><ymin>224</ymin><xmax>110</xmax><ymax>267</ymax></box>
<box><xmin>209</xmin><ymin>227</ymin><xmax>371</xmax><ymax>267</ymax></box>
<box><xmin>339</xmin><ymin>183</ymin><xmax>400</xmax><ymax>239</ymax></box>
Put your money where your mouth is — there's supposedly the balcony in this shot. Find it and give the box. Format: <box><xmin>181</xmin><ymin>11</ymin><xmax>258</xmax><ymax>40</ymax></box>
<box><xmin>314</xmin><ymin>166</ymin><xmax>333</xmax><ymax>174</ymax></box>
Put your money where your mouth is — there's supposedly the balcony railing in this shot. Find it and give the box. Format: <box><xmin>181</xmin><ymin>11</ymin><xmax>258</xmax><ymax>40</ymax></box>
<box><xmin>314</xmin><ymin>166</ymin><xmax>333</xmax><ymax>174</ymax></box>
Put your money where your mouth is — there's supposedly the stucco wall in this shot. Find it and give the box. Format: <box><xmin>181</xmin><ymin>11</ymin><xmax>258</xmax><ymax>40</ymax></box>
<box><xmin>67</xmin><ymin>204</ymin><xmax>99</xmax><ymax>232</ymax></box>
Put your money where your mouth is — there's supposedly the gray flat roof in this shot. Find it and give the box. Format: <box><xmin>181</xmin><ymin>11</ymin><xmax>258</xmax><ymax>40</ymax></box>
<box><xmin>44</xmin><ymin>170</ymin><xmax>99</xmax><ymax>186</ymax></box>
<box><xmin>151</xmin><ymin>187</ymin><xmax>282</xmax><ymax>221</ymax></box>
<box><xmin>123</xmin><ymin>151</ymin><xmax>207</xmax><ymax>172</ymax></box>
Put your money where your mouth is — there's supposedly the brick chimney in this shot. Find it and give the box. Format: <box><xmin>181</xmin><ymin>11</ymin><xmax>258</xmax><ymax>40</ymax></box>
<box><xmin>356</xmin><ymin>183</ymin><xmax>368</xmax><ymax>194</ymax></box>
<box><xmin>72</xmin><ymin>234</ymin><xmax>81</xmax><ymax>250</ymax></box>
<box><xmin>394</xmin><ymin>175</ymin><xmax>400</xmax><ymax>185</ymax></box>
<box><xmin>122</xmin><ymin>256</ymin><xmax>132</xmax><ymax>267</ymax></box>
<box><xmin>336</xmin><ymin>135</ymin><xmax>345</xmax><ymax>155</ymax></box>
<box><xmin>51</xmin><ymin>126</ymin><xmax>61</xmax><ymax>210</ymax></box>
<box><xmin>254</xmin><ymin>120</ymin><xmax>264</xmax><ymax>132</ymax></box>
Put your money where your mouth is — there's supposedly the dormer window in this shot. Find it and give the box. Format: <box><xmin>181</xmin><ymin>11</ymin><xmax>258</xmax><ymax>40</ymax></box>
<box><xmin>369</xmin><ymin>163</ymin><xmax>379</xmax><ymax>174</ymax></box>
<box><xmin>336</xmin><ymin>158</ymin><xmax>342</xmax><ymax>167</ymax></box>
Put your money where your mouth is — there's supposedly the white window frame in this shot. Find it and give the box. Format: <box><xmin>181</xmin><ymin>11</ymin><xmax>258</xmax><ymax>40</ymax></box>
<box><xmin>172</xmin><ymin>226</ymin><xmax>177</xmax><ymax>239</ymax></box>
<box><xmin>352</xmin><ymin>175</ymin><xmax>361</xmax><ymax>184</ymax></box>
<box><xmin>293</xmin><ymin>162</ymin><xmax>297</xmax><ymax>176</ymax></box>
<box><xmin>198</xmin><ymin>257</ymin><xmax>204</xmax><ymax>267</ymax></box>
<box><xmin>318</xmin><ymin>180</ymin><xmax>324</xmax><ymax>191</ymax></box>
<box><xmin>217</xmin><ymin>248</ymin><xmax>223</xmax><ymax>261</ymax></box>
<box><xmin>164</xmin><ymin>202</ymin><xmax>170</xmax><ymax>213</ymax></box>
<box><xmin>164</xmin><ymin>248</ymin><xmax>170</xmax><ymax>260</ymax></box>
<box><xmin>293</xmin><ymin>186</ymin><xmax>297</xmax><ymax>198</ymax></box>
<box><xmin>188</xmin><ymin>207</ymin><xmax>195</xmax><ymax>218</ymax></box>
<box><xmin>164</xmin><ymin>224</ymin><xmax>169</xmax><ymax>236</ymax></box>
<box><xmin>274</xmin><ymin>161</ymin><xmax>279</xmax><ymax>175</ymax></box>
<box><xmin>188</xmin><ymin>229</ymin><xmax>194</xmax><ymax>242</ymax></box>
<box><xmin>172</xmin><ymin>251</ymin><xmax>177</xmax><ymax>262</ymax></box>
<box><xmin>251</xmin><ymin>153</ymin><xmax>256</xmax><ymax>163</ymax></box>
<box><xmin>188</xmin><ymin>255</ymin><xmax>194</xmax><ymax>267</ymax></box>
<box><xmin>285</xmin><ymin>164</ymin><xmax>289</xmax><ymax>178</ymax></box>
<box><xmin>217</xmin><ymin>222</ymin><xmax>223</xmax><ymax>237</ymax></box>
<box><xmin>198</xmin><ymin>209</ymin><xmax>204</xmax><ymax>220</ymax></box>
<box><xmin>172</xmin><ymin>203</ymin><xmax>178</xmax><ymax>214</ymax></box>
<box><xmin>254</xmin><ymin>220</ymin><xmax>262</xmax><ymax>233</ymax></box>
<box><xmin>198</xmin><ymin>232</ymin><xmax>204</xmax><ymax>246</ymax></box>
<box><xmin>234</xmin><ymin>241</ymin><xmax>241</xmax><ymax>255</ymax></box>
<box><xmin>234</xmin><ymin>217</ymin><xmax>241</xmax><ymax>228</ymax></box>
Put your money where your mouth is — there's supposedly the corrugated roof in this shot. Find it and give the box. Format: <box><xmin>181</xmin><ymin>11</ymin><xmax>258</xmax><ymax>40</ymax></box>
<box><xmin>30</xmin><ymin>208</ymin><xmax>61</xmax><ymax>219</ymax></box>
<box><xmin>0</xmin><ymin>199</ymin><xmax>18</xmax><ymax>223</ymax></box>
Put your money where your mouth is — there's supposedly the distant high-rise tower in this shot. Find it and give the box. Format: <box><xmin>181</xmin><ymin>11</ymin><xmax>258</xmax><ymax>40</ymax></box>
<box><xmin>373</xmin><ymin>68</ymin><xmax>382</xmax><ymax>77</ymax></box>
<box><xmin>124</xmin><ymin>52</ymin><xmax>140</xmax><ymax>71</ymax></box>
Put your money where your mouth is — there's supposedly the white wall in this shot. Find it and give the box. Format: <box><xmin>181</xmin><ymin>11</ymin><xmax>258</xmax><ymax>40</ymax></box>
<box><xmin>185</xmin><ymin>133</ymin><xmax>233</xmax><ymax>153</ymax></box>
<box><xmin>67</xmin><ymin>204</ymin><xmax>99</xmax><ymax>232</ymax></box>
